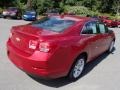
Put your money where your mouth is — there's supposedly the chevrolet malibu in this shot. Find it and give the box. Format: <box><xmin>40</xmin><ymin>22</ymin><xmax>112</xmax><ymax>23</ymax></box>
<box><xmin>7</xmin><ymin>15</ymin><xmax>115</xmax><ymax>80</ymax></box>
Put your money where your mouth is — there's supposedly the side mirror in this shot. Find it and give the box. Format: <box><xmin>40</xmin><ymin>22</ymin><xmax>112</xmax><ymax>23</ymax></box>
<box><xmin>82</xmin><ymin>29</ymin><xmax>93</xmax><ymax>34</ymax></box>
<box><xmin>108</xmin><ymin>30</ymin><xmax>113</xmax><ymax>34</ymax></box>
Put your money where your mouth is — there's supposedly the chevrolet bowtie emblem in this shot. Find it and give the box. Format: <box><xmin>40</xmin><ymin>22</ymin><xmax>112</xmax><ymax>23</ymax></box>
<box><xmin>16</xmin><ymin>37</ymin><xmax>20</xmax><ymax>42</ymax></box>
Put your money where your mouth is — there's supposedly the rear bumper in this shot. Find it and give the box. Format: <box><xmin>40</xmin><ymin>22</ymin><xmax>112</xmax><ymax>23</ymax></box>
<box><xmin>7</xmin><ymin>39</ymin><xmax>67</xmax><ymax>79</ymax></box>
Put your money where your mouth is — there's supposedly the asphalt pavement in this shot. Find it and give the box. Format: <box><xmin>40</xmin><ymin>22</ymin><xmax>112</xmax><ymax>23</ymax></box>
<box><xmin>0</xmin><ymin>18</ymin><xmax>120</xmax><ymax>90</ymax></box>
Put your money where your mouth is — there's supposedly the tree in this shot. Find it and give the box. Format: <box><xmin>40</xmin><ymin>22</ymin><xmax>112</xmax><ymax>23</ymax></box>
<box><xmin>31</xmin><ymin>0</ymin><xmax>54</xmax><ymax>14</ymax></box>
<box><xmin>112</xmin><ymin>0</ymin><xmax>120</xmax><ymax>16</ymax></box>
<box><xmin>26</xmin><ymin>0</ymin><xmax>32</xmax><ymax>9</ymax></box>
<box><xmin>65</xmin><ymin>0</ymin><xmax>78</xmax><ymax>6</ymax></box>
<box><xmin>0</xmin><ymin>0</ymin><xmax>15</xmax><ymax>7</ymax></box>
<box><xmin>99</xmin><ymin>0</ymin><xmax>114</xmax><ymax>13</ymax></box>
<box><xmin>82</xmin><ymin>0</ymin><xmax>98</xmax><ymax>11</ymax></box>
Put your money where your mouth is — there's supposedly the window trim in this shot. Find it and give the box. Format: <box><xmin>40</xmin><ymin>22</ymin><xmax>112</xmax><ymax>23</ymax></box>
<box><xmin>31</xmin><ymin>17</ymin><xmax>76</xmax><ymax>33</ymax></box>
<box><xmin>81</xmin><ymin>20</ymin><xmax>99</xmax><ymax>35</ymax></box>
<box><xmin>97</xmin><ymin>22</ymin><xmax>109</xmax><ymax>34</ymax></box>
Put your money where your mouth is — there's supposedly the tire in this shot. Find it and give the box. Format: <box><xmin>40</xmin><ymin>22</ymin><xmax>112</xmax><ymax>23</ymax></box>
<box><xmin>68</xmin><ymin>55</ymin><xmax>86</xmax><ymax>81</ymax></box>
<box><xmin>17</xmin><ymin>16</ymin><xmax>21</xmax><ymax>20</ymax></box>
<box><xmin>3</xmin><ymin>16</ymin><xmax>6</xmax><ymax>19</ymax></box>
<box><xmin>118</xmin><ymin>25</ymin><xmax>120</xmax><ymax>28</ymax></box>
<box><xmin>108</xmin><ymin>40</ymin><xmax>115</xmax><ymax>53</ymax></box>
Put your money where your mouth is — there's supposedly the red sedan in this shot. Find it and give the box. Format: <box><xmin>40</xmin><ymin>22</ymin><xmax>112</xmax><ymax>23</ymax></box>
<box><xmin>7</xmin><ymin>15</ymin><xmax>115</xmax><ymax>80</ymax></box>
<box><xmin>102</xmin><ymin>18</ymin><xmax>112</xmax><ymax>27</ymax></box>
<box><xmin>100</xmin><ymin>16</ymin><xmax>118</xmax><ymax>27</ymax></box>
<box><xmin>110</xmin><ymin>20</ymin><xmax>119</xmax><ymax>27</ymax></box>
<box><xmin>118</xmin><ymin>20</ymin><xmax>120</xmax><ymax>28</ymax></box>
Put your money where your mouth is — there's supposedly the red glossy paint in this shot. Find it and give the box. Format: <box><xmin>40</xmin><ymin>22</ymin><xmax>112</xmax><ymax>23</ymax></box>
<box><xmin>117</xmin><ymin>20</ymin><xmax>120</xmax><ymax>27</ymax></box>
<box><xmin>101</xmin><ymin>17</ymin><xmax>118</xmax><ymax>27</ymax></box>
<box><xmin>7</xmin><ymin>15</ymin><xmax>115</xmax><ymax>79</ymax></box>
<box><xmin>103</xmin><ymin>19</ymin><xmax>112</xmax><ymax>27</ymax></box>
<box><xmin>111</xmin><ymin>20</ymin><xmax>118</xmax><ymax>27</ymax></box>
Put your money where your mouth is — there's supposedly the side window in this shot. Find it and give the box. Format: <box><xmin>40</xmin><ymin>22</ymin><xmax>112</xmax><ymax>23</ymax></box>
<box><xmin>82</xmin><ymin>21</ymin><xmax>97</xmax><ymax>34</ymax></box>
<box><xmin>98</xmin><ymin>24</ymin><xmax>108</xmax><ymax>33</ymax></box>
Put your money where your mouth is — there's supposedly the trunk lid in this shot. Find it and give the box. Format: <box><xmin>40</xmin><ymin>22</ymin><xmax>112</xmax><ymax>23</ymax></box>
<box><xmin>11</xmin><ymin>25</ymin><xmax>58</xmax><ymax>54</ymax></box>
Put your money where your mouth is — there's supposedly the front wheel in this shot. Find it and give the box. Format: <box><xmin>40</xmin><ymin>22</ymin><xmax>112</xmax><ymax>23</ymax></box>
<box><xmin>68</xmin><ymin>55</ymin><xmax>85</xmax><ymax>81</ymax></box>
<box><xmin>3</xmin><ymin>16</ymin><xmax>7</xmax><ymax>19</ymax></box>
<box><xmin>108</xmin><ymin>40</ymin><xmax>115</xmax><ymax>53</ymax></box>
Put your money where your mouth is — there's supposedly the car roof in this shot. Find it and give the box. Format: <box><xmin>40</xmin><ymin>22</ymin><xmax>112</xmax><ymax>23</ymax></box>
<box><xmin>51</xmin><ymin>15</ymin><xmax>93</xmax><ymax>22</ymax></box>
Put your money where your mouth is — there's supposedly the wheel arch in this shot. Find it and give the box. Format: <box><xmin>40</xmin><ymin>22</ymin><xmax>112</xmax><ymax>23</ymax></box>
<box><xmin>67</xmin><ymin>52</ymin><xmax>88</xmax><ymax>76</ymax></box>
<box><xmin>78</xmin><ymin>52</ymin><xmax>88</xmax><ymax>62</ymax></box>
<box><xmin>113</xmin><ymin>38</ymin><xmax>115</xmax><ymax>41</ymax></box>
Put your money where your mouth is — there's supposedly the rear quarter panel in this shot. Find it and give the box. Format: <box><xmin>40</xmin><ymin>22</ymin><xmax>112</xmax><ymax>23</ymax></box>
<box><xmin>46</xmin><ymin>34</ymin><xmax>90</xmax><ymax>76</ymax></box>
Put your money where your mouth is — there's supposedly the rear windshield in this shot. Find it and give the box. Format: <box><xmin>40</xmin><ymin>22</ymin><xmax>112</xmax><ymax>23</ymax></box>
<box><xmin>25</xmin><ymin>11</ymin><xmax>36</xmax><ymax>15</ymax></box>
<box><xmin>32</xmin><ymin>17</ymin><xmax>75</xmax><ymax>32</ymax></box>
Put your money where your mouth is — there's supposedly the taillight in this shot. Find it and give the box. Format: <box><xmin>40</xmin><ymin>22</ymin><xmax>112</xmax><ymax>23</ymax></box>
<box><xmin>39</xmin><ymin>42</ymin><xmax>50</xmax><ymax>53</ymax></box>
<box><xmin>10</xmin><ymin>28</ymin><xmax>13</xmax><ymax>38</ymax></box>
<box><xmin>29</xmin><ymin>40</ymin><xmax>38</xmax><ymax>50</ymax></box>
<box><xmin>9</xmin><ymin>32</ymin><xmax>12</xmax><ymax>38</ymax></box>
<box><xmin>29</xmin><ymin>40</ymin><xmax>51</xmax><ymax>52</ymax></box>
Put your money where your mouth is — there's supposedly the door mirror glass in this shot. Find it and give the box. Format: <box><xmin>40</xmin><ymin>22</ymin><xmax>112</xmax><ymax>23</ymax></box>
<box><xmin>108</xmin><ymin>30</ymin><xmax>113</xmax><ymax>34</ymax></box>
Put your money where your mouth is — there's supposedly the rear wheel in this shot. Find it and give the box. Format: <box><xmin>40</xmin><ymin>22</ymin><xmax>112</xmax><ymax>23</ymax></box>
<box><xmin>118</xmin><ymin>25</ymin><xmax>120</xmax><ymax>28</ymax></box>
<box><xmin>68</xmin><ymin>55</ymin><xmax>85</xmax><ymax>81</ymax></box>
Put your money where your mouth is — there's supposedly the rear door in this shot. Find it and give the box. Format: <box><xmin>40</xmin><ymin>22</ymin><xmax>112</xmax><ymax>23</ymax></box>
<box><xmin>81</xmin><ymin>21</ymin><xmax>103</xmax><ymax>60</ymax></box>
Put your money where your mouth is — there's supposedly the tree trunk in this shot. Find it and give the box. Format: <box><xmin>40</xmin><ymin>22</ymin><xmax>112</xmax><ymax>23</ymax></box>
<box><xmin>26</xmin><ymin>0</ymin><xmax>32</xmax><ymax>10</ymax></box>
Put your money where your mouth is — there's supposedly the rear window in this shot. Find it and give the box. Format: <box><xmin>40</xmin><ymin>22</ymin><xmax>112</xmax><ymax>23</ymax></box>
<box><xmin>32</xmin><ymin>17</ymin><xmax>75</xmax><ymax>32</ymax></box>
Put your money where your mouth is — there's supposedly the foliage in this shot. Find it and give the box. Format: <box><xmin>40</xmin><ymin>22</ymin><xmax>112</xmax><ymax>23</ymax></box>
<box><xmin>31</xmin><ymin>0</ymin><xmax>54</xmax><ymax>14</ymax></box>
<box><xmin>0</xmin><ymin>0</ymin><xmax>15</xmax><ymax>7</ymax></box>
<box><xmin>64</xmin><ymin>0</ymin><xmax>78</xmax><ymax>6</ymax></box>
<box><xmin>99</xmin><ymin>0</ymin><xmax>113</xmax><ymax>13</ymax></box>
<box><xmin>82</xmin><ymin>0</ymin><xmax>98</xmax><ymax>11</ymax></box>
<box><xmin>112</xmin><ymin>0</ymin><xmax>120</xmax><ymax>16</ymax></box>
<box><xmin>0</xmin><ymin>0</ymin><xmax>120</xmax><ymax>16</ymax></box>
<box><xmin>13</xmin><ymin>0</ymin><xmax>26</xmax><ymax>11</ymax></box>
<box><xmin>64</xmin><ymin>5</ymin><xmax>90</xmax><ymax>16</ymax></box>
<box><xmin>0</xmin><ymin>7</ymin><xmax>3</xmax><ymax>14</ymax></box>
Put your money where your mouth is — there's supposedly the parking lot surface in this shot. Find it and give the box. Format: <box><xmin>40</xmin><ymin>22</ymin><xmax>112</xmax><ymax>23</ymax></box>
<box><xmin>0</xmin><ymin>18</ymin><xmax>120</xmax><ymax>90</ymax></box>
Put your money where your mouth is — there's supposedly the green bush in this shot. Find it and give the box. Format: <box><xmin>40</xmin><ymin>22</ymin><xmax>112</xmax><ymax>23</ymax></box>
<box><xmin>89</xmin><ymin>11</ymin><xmax>100</xmax><ymax>17</ymax></box>
<box><xmin>13</xmin><ymin>0</ymin><xmax>26</xmax><ymax>14</ymax></box>
<box><xmin>64</xmin><ymin>6</ymin><xmax>99</xmax><ymax>16</ymax></box>
<box><xmin>32</xmin><ymin>0</ymin><xmax>54</xmax><ymax>15</ymax></box>
<box><xmin>0</xmin><ymin>7</ymin><xmax>3</xmax><ymax>14</ymax></box>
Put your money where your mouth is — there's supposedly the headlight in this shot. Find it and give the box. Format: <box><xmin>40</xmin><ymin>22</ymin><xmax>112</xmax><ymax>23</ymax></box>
<box><xmin>32</xmin><ymin>16</ymin><xmax>35</xmax><ymax>17</ymax></box>
<box><xmin>3</xmin><ymin>11</ymin><xmax>9</xmax><ymax>15</ymax></box>
<box><xmin>23</xmin><ymin>15</ymin><xmax>28</xmax><ymax>17</ymax></box>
